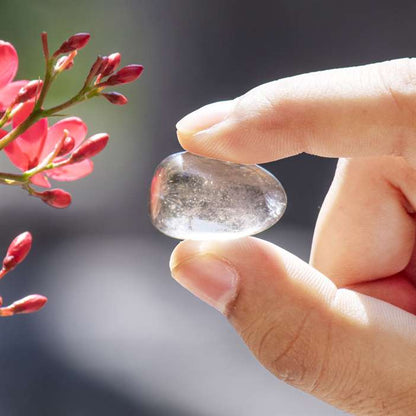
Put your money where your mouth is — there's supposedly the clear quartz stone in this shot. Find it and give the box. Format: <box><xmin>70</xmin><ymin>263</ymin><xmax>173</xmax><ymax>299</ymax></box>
<box><xmin>149</xmin><ymin>152</ymin><xmax>287</xmax><ymax>240</ymax></box>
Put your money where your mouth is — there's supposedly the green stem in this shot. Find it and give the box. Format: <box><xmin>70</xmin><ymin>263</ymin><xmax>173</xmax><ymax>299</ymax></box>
<box><xmin>44</xmin><ymin>86</ymin><xmax>99</xmax><ymax>116</ymax></box>
<box><xmin>22</xmin><ymin>182</ymin><xmax>39</xmax><ymax>196</ymax></box>
<box><xmin>0</xmin><ymin>172</ymin><xmax>26</xmax><ymax>184</ymax></box>
<box><xmin>0</xmin><ymin>154</ymin><xmax>70</xmax><ymax>189</ymax></box>
<box><xmin>23</xmin><ymin>157</ymin><xmax>70</xmax><ymax>181</ymax></box>
<box><xmin>34</xmin><ymin>58</ymin><xmax>54</xmax><ymax>112</ymax></box>
<box><xmin>0</xmin><ymin>108</ymin><xmax>11</xmax><ymax>129</ymax></box>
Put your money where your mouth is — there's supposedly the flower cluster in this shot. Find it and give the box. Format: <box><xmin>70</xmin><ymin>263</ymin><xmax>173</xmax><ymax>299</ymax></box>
<box><xmin>0</xmin><ymin>32</ymin><xmax>142</xmax><ymax>316</ymax></box>
<box><xmin>0</xmin><ymin>32</ymin><xmax>142</xmax><ymax>207</ymax></box>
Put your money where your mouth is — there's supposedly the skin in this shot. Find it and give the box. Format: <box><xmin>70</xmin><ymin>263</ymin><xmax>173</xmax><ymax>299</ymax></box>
<box><xmin>170</xmin><ymin>58</ymin><xmax>416</xmax><ymax>415</ymax></box>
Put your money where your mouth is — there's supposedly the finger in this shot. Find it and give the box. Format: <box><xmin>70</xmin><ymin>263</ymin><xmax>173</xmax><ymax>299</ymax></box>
<box><xmin>176</xmin><ymin>58</ymin><xmax>416</xmax><ymax>164</ymax></box>
<box><xmin>310</xmin><ymin>156</ymin><xmax>416</xmax><ymax>312</ymax></box>
<box><xmin>170</xmin><ymin>237</ymin><xmax>416</xmax><ymax>414</ymax></box>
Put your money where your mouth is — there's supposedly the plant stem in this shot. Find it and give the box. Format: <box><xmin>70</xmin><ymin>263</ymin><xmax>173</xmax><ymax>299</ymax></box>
<box><xmin>44</xmin><ymin>86</ymin><xmax>99</xmax><ymax>116</ymax></box>
<box><xmin>0</xmin><ymin>172</ymin><xmax>25</xmax><ymax>184</ymax></box>
<box><xmin>0</xmin><ymin>109</ymin><xmax>11</xmax><ymax>129</ymax></box>
<box><xmin>34</xmin><ymin>59</ymin><xmax>53</xmax><ymax>112</ymax></box>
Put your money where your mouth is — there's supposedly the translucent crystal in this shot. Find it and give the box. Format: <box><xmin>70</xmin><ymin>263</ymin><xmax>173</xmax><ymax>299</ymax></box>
<box><xmin>149</xmin><ymin>152</ymin><xmax>287</xmax><ymax>240</ymax></box>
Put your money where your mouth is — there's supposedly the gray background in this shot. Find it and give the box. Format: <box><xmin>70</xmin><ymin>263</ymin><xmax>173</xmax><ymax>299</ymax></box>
<box><xmin>0</xmin><ymin>0</ymin><xmax>413</xmax><ymax>414</ymax></box>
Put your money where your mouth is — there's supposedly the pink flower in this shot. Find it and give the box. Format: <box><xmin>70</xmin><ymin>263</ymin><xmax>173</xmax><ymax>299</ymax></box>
<box><xmin>102</xmin><ymin>92</ymin><xmax>128</xmax><ymax>105</ymax></box>
<box><xmin>4</xmin><ymin>114</ymin><xmax>94</xmax><ymax>187</ymax></box>
<box><xmin>2</xmin><ymin>101</ymin><xmax>48</xmax><ymax>172</ymax></box>
<box><xmin>2</xmin><ymin>231</ymin><xmax>32</xmax><ymax>274</ymax></box>
<box><xmin>103</xmin><ymin>64</ymin><xmax>143</xmax><ymax>86</ymax></box>
<box><xmin>101</xmin><ymin>52</ymin><xmax>121</xmax><ymax>77</ymax></box>
<box><xmin>70</xmin><ymin>133</ymin><xmax>109</xmax><ymax>162</ymax></box>
<box><xmin>53</xmin><ymin>33</ymin><xmax>90</xmax><ymax>56</ymax></box>
<box><xmin>0</xmin><ymin>41</ymin><xmax>28</xmax><ymax>112</ymax></box>
<box><xmin>0</xmin><ymin>294</ymin><xmax>47</xmax><ymax>316</ymax></box>
<box><xmin>38</xmin><ymin>188</ymin><xmax>72</xmax><ymax>208</ymax></box>
<box><xmin>13</xmin><ymin>80</ymin><xmax>43</xmax><ymax>105</ymax></box>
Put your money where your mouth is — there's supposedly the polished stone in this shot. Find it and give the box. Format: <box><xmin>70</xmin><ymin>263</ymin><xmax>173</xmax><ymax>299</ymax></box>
<box><xmin>150</xmin><ymin>152</ymin><xmax>287</xmax><ymax>240</ymax></box>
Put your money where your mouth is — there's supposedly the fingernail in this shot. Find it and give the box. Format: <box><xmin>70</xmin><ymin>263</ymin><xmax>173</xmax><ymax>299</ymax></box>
<box><xmin>170</xmin><ymin>254</ymin><xmax>238</xmax><ymax>313</ymax></box>
<box><xmin>176</xmin><ymin>100</ymin><xmax>233</xmax><ymax>135</ymax></box>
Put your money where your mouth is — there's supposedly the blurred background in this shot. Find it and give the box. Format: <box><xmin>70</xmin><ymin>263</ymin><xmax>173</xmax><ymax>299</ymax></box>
<box><xmin>0</xmin><ymin>0</ymin><xmax>414</xmax><ymax>414</ymax></box>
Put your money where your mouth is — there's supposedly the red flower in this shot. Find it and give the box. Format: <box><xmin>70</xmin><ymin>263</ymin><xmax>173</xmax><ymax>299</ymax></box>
<box><xmin>102</xmin><ymin>92</ymin><xmax>128</xmax><ymax>105</ymax></box>
<box><xmin>4</xmin><ymin>115</ymin><xmax>94</xmax><ymax>187</ymax></box>
<box><xmin>1</xmin><ymin>101</ymin><xmax>48</xmax><ymax>173</ymax></box>
<box><xmin>70</xmin><ymin>133</ymin><xmax>109</xmax><ymax>162</ymax></box>
<box><xmin>13</xmin><ymin>80</ymin><xmax>43</xmax><ymax>105</ymax></box>
<box><xmin>103</xmin><ymin>64</ymin><xmax>143</xmax><ymax>86</ymax></box>
<box><xmin>39</xmin><ymin>188</ymin><xmax>72</xmax><ymax>209</ymax></box>
<box><xmin>101</xmin><ymin>52</ymin><xmax>121</xmax><ymax>77</ymax></box>
<box><xmin>53</xmin><ymin>33</ymin><xmax>91</xmax><ymax>56</ymax></box>
<box><xmin>11</xmin><ymin>294</ymin><xmax>47</xmax><ymax>314</ymax></box>
<box><xmin>2</xmin><ymin>231</ymin><xmax>32</xmax><ymax>273</ymax></box>
<box><xmin>0</xmin><ymin>41</ymin><xmax>28</xmax><ymax>112</ymax></box>
<box><xmin>0</xmin><ymin>294</ymin><xmax>47</xmax><ymax>316</ymax></box>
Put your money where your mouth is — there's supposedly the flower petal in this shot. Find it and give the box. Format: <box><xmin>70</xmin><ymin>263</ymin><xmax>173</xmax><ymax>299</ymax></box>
<box><xmin>30</xmin><ymin>173</ymin><xmax>51</xmax><ymax>188</ymax></box>
<box><xmin>0</xmin><ymin>80</ymin><xmax>27</xmax><ymax>112</ymax></box>
<box><xmin>3</xmin><ymin>140</ymin><xmax>29</xmax><ymax>170</ymax></box>
<box><xmin>0</xmin><ymin>41</ymin><xmax>18</xmax><ymax>89</ymax></box>
<box><xmin>13</xmin><ymin>100</ymin><xmax>35</xmax><ymax>126</ymax></box>
<box><xmin>8</xmin><ymin>101</ymin><xmax>48</xmax><ymax>169</ymax></box>
<box><xmin>41</xmin><ymin>117</ymin><xmax>87</xmax><ymax>160</ymax></box>
<box><xmin>46</xmin><ymin>159</ymin><xmax>93</xmax><ymax>181</ymax></box>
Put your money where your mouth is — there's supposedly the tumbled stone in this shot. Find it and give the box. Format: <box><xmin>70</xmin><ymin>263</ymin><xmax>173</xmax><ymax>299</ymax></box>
<box><xmin>150</xmin><ymin>152</ymin><xmax>287</xmax><ymax>240</ymax></box>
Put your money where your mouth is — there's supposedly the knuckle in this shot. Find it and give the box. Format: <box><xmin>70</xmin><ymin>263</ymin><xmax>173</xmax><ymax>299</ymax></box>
<box><xmin>232</xmin><ymin>81</ymin><xmax>308</xmax><ymax>158</ymax></box>
<box><xmin>378</xmin><ymin>58</ymin><xmax>416</xmax><ymax>107</ymax></box>
<box><xmin>233</xmin><ymin>81</ymin><xmax>296</xmax><ymax>133</ymax></box>
<box><xmin>376</xmin><ymin>58</ymin><xmax>416</xmax><ymax>157</ymax></box>
<box><xmin>233</xmin><ymin>83</ymin><xmax>278</xmax><ymax>121</ymax></box>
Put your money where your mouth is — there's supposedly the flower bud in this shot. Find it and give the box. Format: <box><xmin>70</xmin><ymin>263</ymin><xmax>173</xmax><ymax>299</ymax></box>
<box><xmin>39</xmin><ymin>189</ymin><xmax>72</xmax><ymax>209</ymax></box>
<box><xmin>1</xmin><ymin>232</ymin><xmax>32</xmax><ymax>274</ymax></box>
<box><xmin>54</xmin><ymin>51</ymin><xmax>77</xmax><ymax>72</ymax></box>
<box><xmin>41</xmin><ymin>32</ymin><xmax>49</xmax><ymax>59</ymax></box>
<box><xmin>84</xmin><ymin>55</ymin><xmax>107</xmax><ymax>86</ymax></box>
<box><xmin>54</xmin><ymin>33</ymin><xmax>90</xmax><ymax>56</ymax></box>
<box><xmin>57</xmin><ymin>135</ymin><xmax>76</xmax><ymax>156</ymax></box>
<box><xmin>101</xmin><ymin>52</ymin><xmax>121</xmax><ymax>77</ymax></box>
<box><xmin>102</xmin><ymin>92</ymin><xmax>128</xmax><ymax>105</ymax></box>
<box><xmin>14</xmin><ymin>80</ymin><xmax>43</xmax><ymax>105</ymax></box>
<box><xmin>103</xmin><ymin>65</ymin><xmax>143</xmax><ymax>86</ymax></box>
<box><xmin>8</xmin><ymin>294</ymin><xmax>47</xmax><ymax>315</ymax></box>
<box><xmin>71</xmin><ymin>133</ymin><xmax>109</xmax><ymax>163</ymax></box>
<box><xmin>97</xmin><ymin>56</ymin><xmax>109</xmax><ymax>74</ymax></box>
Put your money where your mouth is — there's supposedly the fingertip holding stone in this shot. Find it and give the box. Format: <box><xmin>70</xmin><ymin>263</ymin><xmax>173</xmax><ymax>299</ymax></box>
<box><xmin>170</xmin><ymin>252</ymin><xmax>239</xmax><ymax>314</ymax></box>
<box><xmin>176</xmin><ymin>100</ymin><xmax>234</xmax><ymax>135</ymax></box>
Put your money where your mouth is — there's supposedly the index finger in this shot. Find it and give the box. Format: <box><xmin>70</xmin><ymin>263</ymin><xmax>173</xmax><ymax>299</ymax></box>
<box><xmin>176</xmin><ymin>58</ymin><xmax>416</xmax><ymax>164</ymax></box>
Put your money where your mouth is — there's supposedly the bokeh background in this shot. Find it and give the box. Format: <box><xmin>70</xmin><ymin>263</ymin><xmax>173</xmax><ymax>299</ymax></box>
<box><xmin>0</xmin><ymin>0</ymin><xmax>414</xmax><ymax>414</ymax></box>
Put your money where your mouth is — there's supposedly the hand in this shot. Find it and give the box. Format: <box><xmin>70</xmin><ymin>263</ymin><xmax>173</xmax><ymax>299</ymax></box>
<box><xmin>169</xmin><ymin>58</ymin><xmax>416</xmax><ymax>415</ymax></box>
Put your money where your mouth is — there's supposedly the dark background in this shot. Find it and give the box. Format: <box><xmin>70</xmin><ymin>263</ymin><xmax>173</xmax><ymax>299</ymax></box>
<box><xmin>0</xmin><ymin>1</ymin><xmax>413</xmax><ymax>414</ymax></box>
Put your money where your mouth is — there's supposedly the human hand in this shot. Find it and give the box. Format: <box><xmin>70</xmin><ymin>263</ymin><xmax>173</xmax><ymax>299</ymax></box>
<box><xmin>170</xmin><ymin>59</ymin><xmax>416</xmax><ymax>415</ymax></box>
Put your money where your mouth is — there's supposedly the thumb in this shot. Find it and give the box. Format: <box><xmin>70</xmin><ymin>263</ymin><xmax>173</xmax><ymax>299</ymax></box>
<box><xmin>170</xmin><ymin>237</ymin><xmax>416</xmax><ymax>415</ymax></box>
